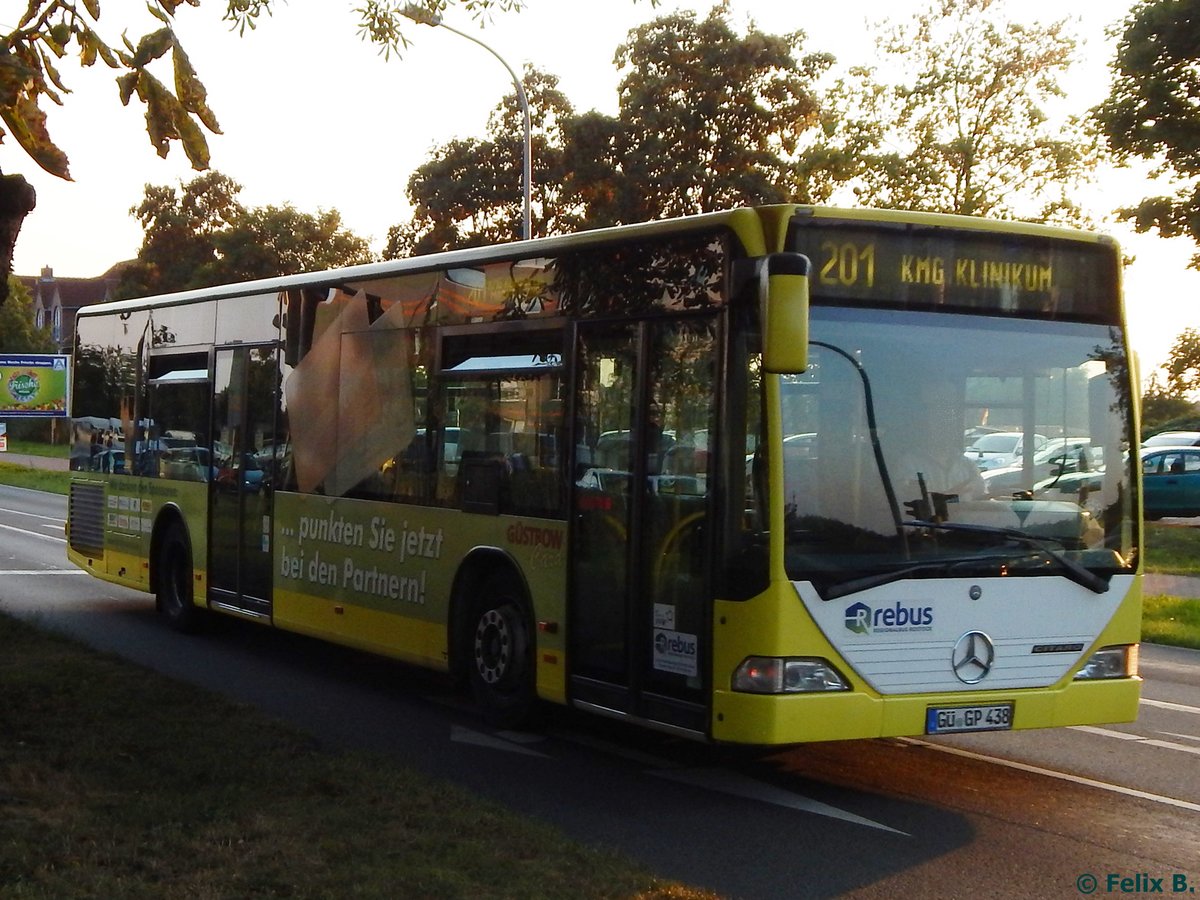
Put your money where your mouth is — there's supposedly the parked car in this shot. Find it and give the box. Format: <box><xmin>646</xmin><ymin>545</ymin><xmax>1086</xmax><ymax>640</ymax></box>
<box><xmin>1142</xmin><ymin>430</ymin><xmax>1200</xmax><ymax>448</ymax></box>
<box><xmin>963</xmin><ymin>425</ymin><xmax>1003</xmax><ymax>445</ymax></box>
<box><xmin>1141</xmin><ymin>446</ymin><xmax>1200</xmax><ymax>519</ymax></box>
<box><xmin>964</xmin><ymin>431</ymin><xmax>1048</xmax><ymax>471</ymax></box>
<box><xmin>981</xmin><ymin>437</ymin><xmax>1098</xmax><ymax>497</ymax></box>
<box><xmin>214</xmin><ymin>450</ymin><xmax>265</xmax><ymax>493</ymax></box>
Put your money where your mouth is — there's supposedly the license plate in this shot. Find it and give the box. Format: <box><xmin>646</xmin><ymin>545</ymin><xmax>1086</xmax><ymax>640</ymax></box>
<box><xmin>926</xmin><ymin>703</ymin><xmax>1013</xmax><ymax>734</ymax></box>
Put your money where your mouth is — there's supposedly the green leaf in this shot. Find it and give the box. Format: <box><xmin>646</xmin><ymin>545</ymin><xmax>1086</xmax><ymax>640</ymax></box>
<box><xmin>0</xmin><ymin>96</ymin><xmax>72</xmax><ymax>179</ymax></box>
<box><xmin>131</xmin><ymin>28</ymin><xmax>174</xmax><ymax>67</ymax></box>
<box><xmin>175</xmin><ymin>107</ymin><xmax>211</xmax><ymax>169</ymax></box>
<box><xmin>138</xmin><ymin>71</ymin><xmax>180</xmax><ymax>158</ymax></box>
<box><xmin>117</xmin><ymin>71</ymin><xmax>139</xmax><ymax>106</ymax></box>
<box><xmin>42</xmin><ymin>27</ymin><xmax>69</xmax><ymax>58</ymax></box>
<box><xmin>79</xmin><ymin>31</ymin><xmax>99</xmax><ymax>68</ymax></box>
<box><xmin>0</xmin><ymin>52</ymin><xmax>37</xmax><ymax>109</ymax></box>
<box><xmin>80</xmin><ymin>27</ymin><xmax>122</xmax><ymax>68</ymax></box>
<box><xmin>172</xmin><ymin>43</ymin><xmax>221</xmax><ymax>133</ymax></box>
<box><xmin>37</xmin><ymin>47</ymin><xmax>68</xmax><ymax>96</ymax></box>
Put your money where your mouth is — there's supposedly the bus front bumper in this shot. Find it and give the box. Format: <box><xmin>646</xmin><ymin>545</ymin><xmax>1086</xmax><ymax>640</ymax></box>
<box><xmin>709</xmin><ymin>676</ymin><xmax>1142</xmax><ymax>746</ymax></box>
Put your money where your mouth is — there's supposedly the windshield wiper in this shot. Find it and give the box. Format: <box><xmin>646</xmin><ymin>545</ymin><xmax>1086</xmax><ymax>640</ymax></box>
<box><xmin>820</xmin><ymin>556</ymin><xmax>1002</xmax><ymax>601</ymax></box>
<box><xmin>901</xmin><ymin>519</ymin><xmax>1110</xmax><ymax>595</ymax></box>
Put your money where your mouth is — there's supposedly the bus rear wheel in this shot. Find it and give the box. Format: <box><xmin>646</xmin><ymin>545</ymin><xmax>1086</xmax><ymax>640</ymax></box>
<box><xmin>157</xmin><ymin>520</ymin><xmax>202</xmax><ymax>633</ymax></box>
<box><xmin>466</xmin><ymin>575</ymin><xmax>536</xmax><ymax>728</ymax></box>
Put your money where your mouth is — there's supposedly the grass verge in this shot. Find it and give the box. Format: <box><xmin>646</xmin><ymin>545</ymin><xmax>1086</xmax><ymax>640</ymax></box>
<box><xmin>1143</xmin><ymin>522</ymin><xmax>1200</xmax><ymax>575</ymax></box>
<box><xmin>4</xmin><ymin>439</ymin><xmax>69</xmax><ymax>459</ymax></box>
<box><xmin>0</xmin><ymin>613</ymin><xmax>714</xmax><ymax>899</ymax></box>
<box><xmin>1141</xmin><ymin>594</ymin><xmax>1200</xmax><ymax>651</ymax></box>
<box><xmin>0</xmin><ymin>462</ymin><xmax>68</xmax><ymax>494</ymax></box>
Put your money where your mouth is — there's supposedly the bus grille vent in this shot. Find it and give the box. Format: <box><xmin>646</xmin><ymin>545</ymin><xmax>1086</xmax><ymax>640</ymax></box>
<box><xmin>68</xmin><ymin>483</ymin><xmax>106</xmax><ymax>554</ymax></box>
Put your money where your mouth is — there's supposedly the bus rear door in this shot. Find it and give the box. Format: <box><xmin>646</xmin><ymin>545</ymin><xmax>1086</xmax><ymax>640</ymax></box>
<box><xmin>208</xmin><ymin>345</ymin><xmax>280</xmax><ymax>618</ymax></box>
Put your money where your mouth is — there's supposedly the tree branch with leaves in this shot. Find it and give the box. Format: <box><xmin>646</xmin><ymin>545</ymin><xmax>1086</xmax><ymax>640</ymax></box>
<box><xmin>815</xmin><ymin>0</ymin><xmax>1099</xmax><ymax>224</ymax></box>
<box><xmin>394</xmin><ymin>6</ymin><xmax>833</xmax><ymax>254</ymax></box>
<box><xmin>0</xmin><ymin>0</ymin><xmax>527</xmax><ymax>302</ymax></box>
<box><xmin>1095</xmin><ymin>0</ymin><xmax>1200</xmax><ymax>268</ymax></box>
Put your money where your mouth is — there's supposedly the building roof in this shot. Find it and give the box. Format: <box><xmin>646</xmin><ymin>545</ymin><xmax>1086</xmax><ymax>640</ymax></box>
<box><xmin>15</xmin><ymin>262</ymin><xmax>133</xmax><ymax>349</ymax></box>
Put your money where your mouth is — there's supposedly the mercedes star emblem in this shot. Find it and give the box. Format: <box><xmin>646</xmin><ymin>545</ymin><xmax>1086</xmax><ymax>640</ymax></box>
<box><xmin>952</xmin><ymin>631</ymin><xmax>995</xmax><ymax>684</ymax></box>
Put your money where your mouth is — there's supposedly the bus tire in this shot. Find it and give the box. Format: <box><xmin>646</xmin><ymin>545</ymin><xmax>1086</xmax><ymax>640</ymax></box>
<box><xmin>466</xmin><ymin>573</ymin><xmax>536</xmax><ymax>728</ymax></box>
<box><xmin>157</xmin><ymin>520</ymin><xmax>202</xmax><ymax>634</ymax></box>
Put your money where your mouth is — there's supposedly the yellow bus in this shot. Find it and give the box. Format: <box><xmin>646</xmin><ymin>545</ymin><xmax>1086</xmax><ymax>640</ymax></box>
<box><xmin>66</xmin><ymin>204</ymin><xmax>1142</xmax><ymax>743</ymax></box>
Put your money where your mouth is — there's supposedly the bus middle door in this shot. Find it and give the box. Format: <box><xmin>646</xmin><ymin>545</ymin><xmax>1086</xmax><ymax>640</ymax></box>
<box><xmin>569</xmin><ymin>319</ymin><xmax>717</xmax><ymax>735</ymax></box>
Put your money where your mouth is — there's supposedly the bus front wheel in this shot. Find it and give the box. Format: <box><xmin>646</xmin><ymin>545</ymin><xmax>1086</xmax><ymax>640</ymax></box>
<box><xmin>157</xmin><ymin>520</ymin><xmax>202</xmax><ymax>633</ymax></box>
<box><xmin>466</xmin><ymin>574</ymin><xmax>536</xmax><ymax>727</ymax></box>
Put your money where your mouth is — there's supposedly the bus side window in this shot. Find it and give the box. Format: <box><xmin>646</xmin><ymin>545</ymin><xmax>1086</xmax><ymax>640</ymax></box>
<box><xmin>435</xmin><ymin>327</ymin><xmax>566</xmax><ymax>518</ymax></box>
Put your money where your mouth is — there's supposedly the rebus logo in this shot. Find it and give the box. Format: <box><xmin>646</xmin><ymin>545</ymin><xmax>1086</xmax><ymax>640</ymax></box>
<box><xmin>845</xmin><ymin>602</ymin><xmax>872</xmax><ymax>634</ymax></box>
<box><xmin>844</xmin><ymin>601</ymin><xmax>934</xmax><ymax>635</ymax></box>
<box><xmin>655</xmin><ymin>631</ymin><xmax>697</xmax><ymax>656</ymax></box>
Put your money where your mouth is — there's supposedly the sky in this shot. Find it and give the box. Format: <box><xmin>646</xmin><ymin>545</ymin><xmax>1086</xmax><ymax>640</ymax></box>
<box><xmin>7</xmin><ymin>0</ymin><xmax>1199</xmax><ymax>378</ymax></box>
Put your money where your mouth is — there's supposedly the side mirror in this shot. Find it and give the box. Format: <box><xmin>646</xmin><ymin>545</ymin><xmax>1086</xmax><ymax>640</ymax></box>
<box><xmin>760</xmin><ymin>252</ymin><xmax>810</xmax><ymax>374</ymax></box>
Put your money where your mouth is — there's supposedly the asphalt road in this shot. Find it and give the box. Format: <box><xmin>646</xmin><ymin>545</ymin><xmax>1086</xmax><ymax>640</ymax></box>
<box><xmin>2</xmin><ymin>484</ymin><xmax>1198</xmax><ymax>899</ymax></box>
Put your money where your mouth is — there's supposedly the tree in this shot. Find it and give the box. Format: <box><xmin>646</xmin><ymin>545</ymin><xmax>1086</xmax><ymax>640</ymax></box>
<box><xmin>583</xmin><ymin>7</ymin><xmax>832</xmax><ymax>224</ymax></box>
<box><xmin>389</xmin><ymin>66</ymin><xmax>577</xmax><ymax>256</ymax></box>
<box><xmin>392</xmin><ymin>6</ymin><xmax>834</xmax><ymax>254</ymax></box>
<box><xmin>1140</xmin><ymin>372</ymin><xmax>1198</xmax><ymax>436</ymax></box>
<box><xmin>0</xmin><ymin>173</ymin><xmax>36</xmax><ymax>305</ymax></box>
<box><xmin>0</xmin><ymin>275</ymin><xmax>54</xmax><ymax>352</ymax></box>
<box><xmin>816</xmin><ymin>0</ymin><xmax>1098</xmax><ymax>223</ymax></box>
<box><xmin>116</xmin><ymin>171</ymin><xmax>245</xmax><ymax>298</ymax></box>
<box><xmin>1</xmin><ymin>0</ymin><xmax>221</xmax><ymax>304</ymax></box>
<box><xmin>1161</xmin><ymin>327</ymin><xmax>1200</xmax><ymax>400</ymax></box>
<box><xmin>1095</xmin><ymin>0</ymin><xmax>1200</xmax><ymax>267</ymax></box>
<box><xmin>0</xmin><ymin>1</ymin><xmax>527</xmax><ymax>305</ymax></box>
<box><xmin>207</xmin><ymin>204</ymin><xmax>374</xmax><ymax>285</ymax></box>
<box><xmin>0</xmin><ymin>275</ymin><xmax>58</xmax><ymax>442</ymax></box>
<box><xmin>116</xmin><ymin>172</ymin><xmax>373</xmax><ymax>298</ymax></box>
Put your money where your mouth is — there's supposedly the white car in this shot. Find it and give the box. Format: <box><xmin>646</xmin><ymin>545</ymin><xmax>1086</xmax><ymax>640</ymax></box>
<box><xmin>1142</xmin><ymin>431</ymin><xmax>1200</xmax><ymax>448</ymax></box>
<box><xmin>964</xmin><ymin>431</ymin><xmax>1048</xmax><ymax>471</ymax></box>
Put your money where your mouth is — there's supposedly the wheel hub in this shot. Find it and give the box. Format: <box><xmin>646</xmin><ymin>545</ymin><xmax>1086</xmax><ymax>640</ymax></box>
<box><xmin>474</xmin><ymin>609</ymin><xmax>511</xmax><ymax>684</ymax></box>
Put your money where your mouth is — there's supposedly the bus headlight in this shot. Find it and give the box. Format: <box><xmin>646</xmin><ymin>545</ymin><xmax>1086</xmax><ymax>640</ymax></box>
<box><xmin>732</xmin><ymin>657</ymin><xmax>850</xmax><ymax>694</ymax></box>
<box><xmin>1073</xmin><ymin>644</ymin><xmax>1138</xmax><ymax>680</ymax></box>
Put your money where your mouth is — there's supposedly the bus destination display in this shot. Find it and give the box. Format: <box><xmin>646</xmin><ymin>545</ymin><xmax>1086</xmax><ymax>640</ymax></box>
<box><xmin>788</xmin><ymin>222</ymin><xmax>1118</xmax><ymax>319</ymax></box>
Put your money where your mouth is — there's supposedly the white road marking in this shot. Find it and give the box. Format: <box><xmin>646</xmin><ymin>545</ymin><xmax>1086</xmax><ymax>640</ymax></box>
<box><xmin>1157</xmin><ymin>731</ymin><xmax>1200</xmax><ymax>745</ymax></box>
<box><xmin>1140</xmin><ymin>739</ymin><xmax>1200</xmax><ymax>756</ymax></box>
<box><xmin>1071</xmin><ymin>725</ymin><xmax>1142</xmax><ymax>741</ymax></box>
<box><xmin>2</xmin><ymin>569</ymin><xmax>87</xmax><ymax>576</ymax></box>
<box><xmin>1072</xmin><ymin>725</ymin><xmax>1200</xmax><ymax>756</ymax></box>
<box><xmin>450</xmin><ymin>725</ymin><xmax>550</xmax><ymax>758</ymax></box>
<box><xmin>0</xmin><ymin>506</ymin><xmax>65</xmax><ymax>523</ymax></box>
<box><xmin>1141</xmin><ymin>697</ymin><xmax>1200</xmax><ymax>716</ymax></box>
<box><xmin>654</xmin><ymin>768</ymin><xmax>909</xmax><ymax>835</ymax></box>
<box><xmin>902</xmin><ymin>737</ymin><xmax>1200</xmax><ymax>813</ymax></box>
<box><xmin>0</xmin><ymin>521</ymin><xmax>66</xmax><ymax>544</ymax></box>
<box><xmin>470</xmin><ymin>726</ymin><xmax>908</xmax><ymax>833</ymax></box>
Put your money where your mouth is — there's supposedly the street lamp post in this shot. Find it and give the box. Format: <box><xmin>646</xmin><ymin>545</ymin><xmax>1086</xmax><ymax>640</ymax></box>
<box><xmin>401</xmin><ymin>5</ymin><xmax>532</xmax><ymax>242</ymax></box>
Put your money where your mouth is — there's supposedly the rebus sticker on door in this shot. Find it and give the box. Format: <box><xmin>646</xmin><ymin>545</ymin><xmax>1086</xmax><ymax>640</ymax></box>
<box><xmin>653</xmin><ymin>606</ymin><xmax>697</xmax><ymax>676</ymax></box>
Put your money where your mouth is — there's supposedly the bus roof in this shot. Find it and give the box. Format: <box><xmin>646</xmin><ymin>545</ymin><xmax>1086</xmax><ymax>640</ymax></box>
<box><xmin>79</xmin><ymin>204</ymin><xmax>1118</xmax><ymax>319</ymax></box>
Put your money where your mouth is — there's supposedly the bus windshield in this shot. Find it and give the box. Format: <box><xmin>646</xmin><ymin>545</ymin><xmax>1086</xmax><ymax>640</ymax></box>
<box><xmin>776</xmin><ymin>306</ymin><xmax>1136</xmax><ymax>597</ymax></box>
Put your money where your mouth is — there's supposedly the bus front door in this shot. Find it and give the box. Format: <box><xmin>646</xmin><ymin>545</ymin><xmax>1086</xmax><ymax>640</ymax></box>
<box><xmin>208</xmin><ymin>345</ymin><xmax>279</xmax><ymax>619</ymax></box>
<box><xmin>570</xmin><ymin>319</ymin><xmax>717</xmax><ymax>735</ymax></box>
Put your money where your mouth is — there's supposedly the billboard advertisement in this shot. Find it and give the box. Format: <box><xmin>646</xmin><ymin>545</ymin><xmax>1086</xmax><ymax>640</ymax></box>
<box><xmin>1</xmin><ymin>355</ymin><xmax>70</xmax><ymax>418</ymax></box>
